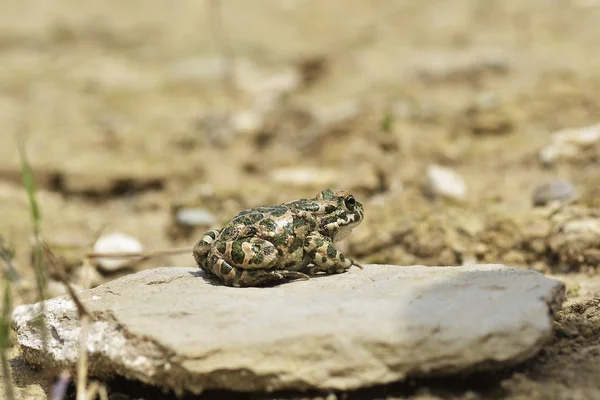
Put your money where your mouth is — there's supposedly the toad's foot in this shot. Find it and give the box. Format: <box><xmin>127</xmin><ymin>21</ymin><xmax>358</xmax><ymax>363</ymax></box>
<box><xmin>193</xmin><ymin>229</ymin><xmax>221</xmax><ymax>273</ymax></box>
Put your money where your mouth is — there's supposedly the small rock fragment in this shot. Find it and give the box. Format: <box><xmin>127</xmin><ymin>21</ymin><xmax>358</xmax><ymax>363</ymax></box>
<box><xmin>175</xmin><ymin>208</ymin><xmax>218</xmax><ymax>227</ymax></box>
<box><xmin>232</xmin><ymin>110</ymin><xmax>263</xmax><ymax>135</ymax></box>
<box><xmin>460</xmin><ymin>92</ymin><xmax>515</xmax><ymax>136</ymax></box>
<box><xmin>540</xmin><ymin>123</ymin><xmax>600</xmax><ymax>165</ymax></box>
<box><xmin>424</xmin><ymin>164</ymin><xmax>467</xmax><ymax>202</ymax></box>
<box><xmin>235</xmin><ymin>59</ymin><xmax>302</xmax><ymax>98</ymax></box>
<box><xmin>532</xmin><ymin>180</ymin><xmax>577</xmax><ymax>207</ymax></box>
<box><xmin>548</xmin><ymin>205</ymin><xmax>600</xmax><ymax>272</ymax></box>
<box><xmin>92</xmin><ymin>232</ymin><xmax>143</xmax><ymax>272</ymax></box>
<box><xmin>269</xmin><ymin>167</ymin><xmax>339</xmax><ymax>186</ymax></box>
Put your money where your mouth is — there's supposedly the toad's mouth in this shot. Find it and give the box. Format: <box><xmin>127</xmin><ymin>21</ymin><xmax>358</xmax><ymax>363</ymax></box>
<box><xmin>322</xmin><ymin>206</ymin><xmax>364</xmax><ymax>241</ymax></box>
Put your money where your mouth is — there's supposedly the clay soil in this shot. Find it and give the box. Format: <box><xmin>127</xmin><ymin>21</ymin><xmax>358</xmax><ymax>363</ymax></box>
<box><xmin>1</xmin><ymin>1</ymin><xmax>600</xmax><ymax>399</ymax></box>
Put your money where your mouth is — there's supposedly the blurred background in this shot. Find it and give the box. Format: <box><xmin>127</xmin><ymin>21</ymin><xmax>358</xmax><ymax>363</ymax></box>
<box><xmin>1</xmin><ymin>0</ymin><xmax>600</xmax><ymax>398</ymax></box>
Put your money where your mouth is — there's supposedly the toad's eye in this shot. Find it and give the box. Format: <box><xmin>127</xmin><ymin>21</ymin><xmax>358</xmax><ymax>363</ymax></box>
<box><xmin>344</xmin><ymin>196</ymin><xmax>356</xmax><ymax>209</ymax></box>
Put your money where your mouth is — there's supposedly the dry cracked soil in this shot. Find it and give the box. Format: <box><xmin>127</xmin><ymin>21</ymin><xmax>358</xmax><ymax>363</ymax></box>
<box><xmin>1</xmin><ymin>1</ymin><xmax>600</xmax><ymax>399</ymax></box>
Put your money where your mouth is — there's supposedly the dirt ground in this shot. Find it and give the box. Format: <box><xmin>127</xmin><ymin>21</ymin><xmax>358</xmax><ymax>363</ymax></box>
<box><xmin>1</xmin><ymin>0</ymin><xmax>600</xmax><ymax>399</ymax></box>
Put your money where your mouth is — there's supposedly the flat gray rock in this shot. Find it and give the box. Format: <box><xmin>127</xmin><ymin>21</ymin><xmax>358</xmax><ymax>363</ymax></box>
<box><xmin>12</xmin><ymin>264</ymin><xmax>565</xmax><ymax>394</ymax></box>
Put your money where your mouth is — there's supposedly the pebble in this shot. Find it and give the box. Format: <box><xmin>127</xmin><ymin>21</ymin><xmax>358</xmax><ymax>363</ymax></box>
<box><xmin>92</xmin><ymin>232</ymin><xmax>143</xmax><ymax>272</ymax></box>
<box><xmin>532</xmin><ymin>180</ymin><xmax>577</xmax><ymax>207</ymax></box>
<box><xmin>235</xmin><ymin>59</ymin><xmax>302</xmax><ymax>98</ymax></box>
<box><xmin>269</xmin><ymin>167</ymin><xmax>339</xmax><ymax>186</ymax></box>
<box><xmin>540</xmin><ymin>123</ymin><xmax>600</xmax><ymax>165</ymax></box>
<box><xmin>231</xmin><ymin>110</ymin><xmax>264</xmax><ymax>135</ymax></box>
<box><xmin>424</xmin><ymin>164</ymin><xmax>467</xmax><ymax>202</ymax></box>
<box><xmin>175</xmin><ymin>208</ymin><xmax>218</xmax><ymax>227</ymax></box>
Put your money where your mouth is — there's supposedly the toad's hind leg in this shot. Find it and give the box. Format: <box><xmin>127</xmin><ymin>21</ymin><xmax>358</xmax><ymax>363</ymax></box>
<box><xmin>193</xmin><ymin>229</ymin><xmax>221</xmax><ymax>274</ymax></box>
<box><xmin>206</xmin><ymin>252</ymin><xmax>309</xmax><ymax>287</ymax></box>
<box><xmin>217</xmin><ymin>237</ymin><xmax>281</xmax><ymax>270</ymax></box>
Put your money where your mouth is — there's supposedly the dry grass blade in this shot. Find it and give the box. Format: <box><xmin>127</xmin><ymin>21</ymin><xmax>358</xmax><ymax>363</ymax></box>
<box><xmin>44</xmin><ymin>231</ymin><xmax>112</xmax><ymax>400</ymax></box>
<box><xmin>84</xmin><ymin>381</ymin><xmax>109</xmax><ymax>400</ymax></box>
<box><xmin>1</xmin><ymin>279</ymin><xmax>15</xmax><ymax>400</ymax></box>
<box><xmin>85</xmin><ymin>246</ymin><xmax>193</xmax><ymax>261</ymax></box>
<box><xmin>0</xmin><ymin>236</ymin><xmax>25</xmax><ymax>303</ymax></box>
<box><xmin>0</xmin><ymin>236</ymin><xmax>20</xmax><ymax>287</ymax></box>
<box><xmin>80</xmin><ymin>227</ymin><xmax>106</xmax><ymax>290</ymax></box>
<box><xmin>16</xmin><ymin>137</ymin><xmax>49</xmax><ymax>361</ymax></box>
<box><xmin>67</xmin><ymin>282</ymin><xmax>92</xmax><ymax>400</ymax></box>
<box><xmin>41</xmin><ymin>241</ymin><xmax>93</xmax><ymax>400</ymax></box>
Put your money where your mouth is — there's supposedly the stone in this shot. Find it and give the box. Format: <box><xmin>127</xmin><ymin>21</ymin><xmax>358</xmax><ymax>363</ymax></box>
<box><xmin>92</xmin><ymin>232</ymin><xmax>143</xmax><ymax>272</ymax></box>
<box><xmin>539</xmin><ymin>123</ymin><xmax>600</xmax><ymax>165</ymax></box>
<box><xmin>174</xmin><ymin>207</ymin><xmax>218</xmax><ymax>227</ymax></box>
<box><xmin>235</xmin><ymin>59</ymin><xmax>302</xmax><ymax>98</ymax></box>
<box><xmin>11</xmin><ymin>264</ymin><xmax>565</xmax><ymax>395</ymax></box>
<box><xmin>232</xmin><ymin>109</ymin><xmax>264</xmax><ymax>135</ymax></box>
<box><xmin>269</xmin><ymin>167</ymin><xmax>339</xmax><ymax>186</ymax></box>
<box><xmin>460</xmin><ymin>92</ymin><xmax>515</xmax><ymax>136</ymax></box>
<box><xmin>532</xmin><ymin>180</ymin><xmax>577</xmax><ymax>207</ymax></box>
<box><xmin>547</xmin><ymin>204</ymin><xmax>600</xmax><ymax>272</ymax></box>
<box><xmin>424</xmin><ymin>164</ymin><xmax>468</xmax><ymax>202</ymax></box>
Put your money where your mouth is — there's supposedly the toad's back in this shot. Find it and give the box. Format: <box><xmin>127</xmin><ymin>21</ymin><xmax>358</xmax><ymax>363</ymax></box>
<box><xmin>219</xmin><ymin>203</ymin><xmax>318</xmax><ymax>246</ymax></box>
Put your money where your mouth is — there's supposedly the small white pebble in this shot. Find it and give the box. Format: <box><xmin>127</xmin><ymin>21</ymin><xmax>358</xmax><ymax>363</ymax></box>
<box><xmin>93</xmin><ymin>232</ymin><xmax>143</xmax><ymax>272</ymax></box>
<box><xmin>270</xmin><ymin>167</ymin><xmax>338</xmax><ymax>186</ymax></box>
<box><xmin>232</xmin><ymin>110</ymin><xmax>263</xmax><ymax>135</ymax></box>
<box><xmin>540</xmin><ymin>123</ymin><xmax>600</xmax><ymax>165</ymax></box>
<box><xmin>175</xmin><ymin>208</ymin><xmax>218</xmax><ymax>227</ymax></box>
<box><xmin>425</xmin><ymin>164</ymin><xmax>467</xmax><ymax>202</ymax></box>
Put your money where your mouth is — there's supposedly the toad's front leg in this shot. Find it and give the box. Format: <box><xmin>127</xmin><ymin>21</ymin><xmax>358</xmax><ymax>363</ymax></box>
<box><xmin>193</xmin><ymin>229</ymin><xmax>221</xmax><ymax>274</ymax></box>
<box><xmin>303</xmin><ymin>231</ymin><xmax>363</xmax><ymax>276</ymax></box>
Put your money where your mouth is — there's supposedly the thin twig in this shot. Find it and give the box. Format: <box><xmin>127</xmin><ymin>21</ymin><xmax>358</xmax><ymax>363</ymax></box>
<box><xmin>70</xmin><ymin>288</ymin><xmax>90</xmax><ymax>400</ymax></box>
<box><xmin>40</xmin><ymin>240</ymin><xmax>94</xmax><ymax>400</ymax></box>
<box><xmin>85</xmin><ymin>247</ymin><xmax>193</xmax><ymax>260</ymax></box>
<box><xmin>84</xmin><ymin>381</ymin><xmax>108</xmax><ymax>400</ymax></box>
<box><xmin>80</xmin><ymin>227</ymin><xmax>106</xmax><ymax>290</ymax></box>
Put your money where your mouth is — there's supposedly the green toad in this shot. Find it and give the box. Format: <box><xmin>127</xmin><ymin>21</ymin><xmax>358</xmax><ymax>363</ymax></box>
<box><xmin>193</xmin><ymin>189</ymin><xmax>364</xmax><ymax>287</ymax></box>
